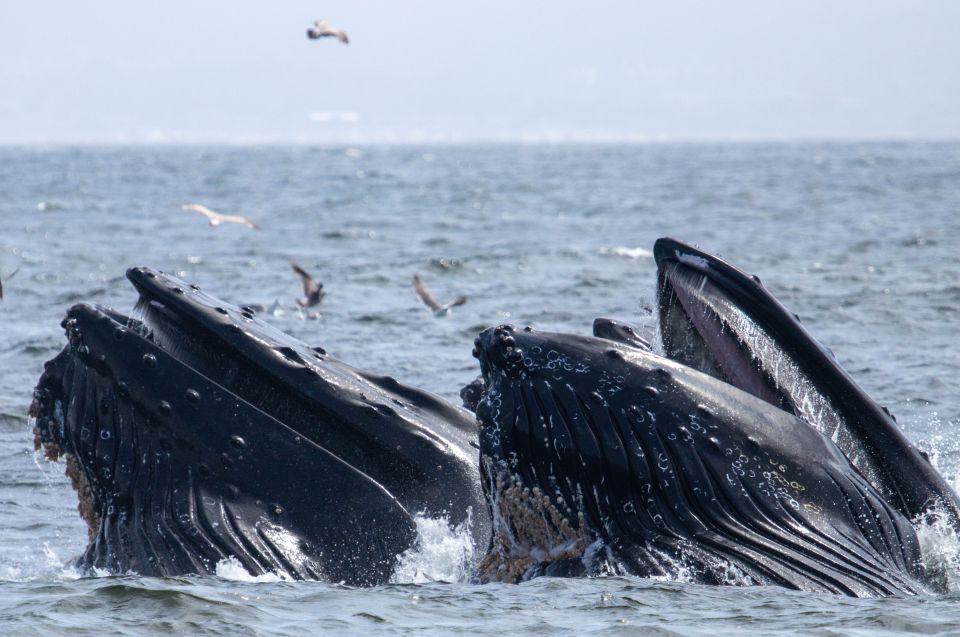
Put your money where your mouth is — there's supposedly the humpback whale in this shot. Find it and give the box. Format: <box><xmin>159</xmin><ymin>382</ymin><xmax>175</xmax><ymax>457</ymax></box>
<box><xmin>468</xmin><ymin>239</ymin><xmax>959</xmax><ymax>596</ymax></box>
<box><xmin>31</xmin><ymin>267</ymin><xmax>488</xmax><ymax>585</ymax></box>
<box><xmin>29</xmin><ymin>239</ymin><xmax>957</xmax><ymax>596</ymax></box>
<box><xmin>472</xmin><ymin>324</ymin><xmax>927</xmax><ymax>595</ymax></box>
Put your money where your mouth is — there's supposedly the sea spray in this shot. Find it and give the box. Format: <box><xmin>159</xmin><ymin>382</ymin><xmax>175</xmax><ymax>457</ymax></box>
<box><xmin>391</xmin><ymin>514</ymin><xmax>476</xmax><ymax>584</ymax></box>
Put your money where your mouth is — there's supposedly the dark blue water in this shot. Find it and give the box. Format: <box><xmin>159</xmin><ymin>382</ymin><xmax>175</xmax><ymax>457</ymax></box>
<box><xmin>2</xmin><ymin>143</ymin><xmax>960</xmax><ymax>635</ymax></box>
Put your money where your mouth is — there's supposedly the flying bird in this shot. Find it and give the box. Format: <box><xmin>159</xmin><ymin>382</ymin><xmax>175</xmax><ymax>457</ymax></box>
<box><xmin>291</xmin><ymin>263</ymin><xmax>325</xmax><ymax>307</ymax></box>
<box><xmin>180</xmin><ymin>204</ymin><xmax>260</xmax><ymax>230</ymax></box>
<box><xmin>307</xmin><ymin>19</ymin><xmax>349</xmax><ymax>44</ymax></box>
<box><xmin>0</xmin><ymin>267</ymin><xmax>18</xmax><ymax>301</ymax></box>
<box><xmin>412</xmin><ymin>275</ymin><xmax>467</xmax><ymax>315</ymax></box>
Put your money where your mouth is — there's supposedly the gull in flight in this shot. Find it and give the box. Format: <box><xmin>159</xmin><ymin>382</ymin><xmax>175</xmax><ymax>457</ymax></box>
<box><xmin>0</xmin><ymin>267</ymin><xmax>19</xmax><ymax>300</ymax></box>
<box><xmin>307</xmin><ymin>19</ymin><xmax>349</xmax><ymax>44</ymax></box>
<box><xmin>291</xmin><ymin>263</ymin><xmax>325</xmax><ymax>307</ymax></box>
<box><xmin>180</xmin><ymin>204</ymin><xmax>260</xmax><ymax>230</ymax></box>
<box><xmin>412</xmin><ymin>275</ymin><xmax>467</xmax><ymax>316</ymax></box>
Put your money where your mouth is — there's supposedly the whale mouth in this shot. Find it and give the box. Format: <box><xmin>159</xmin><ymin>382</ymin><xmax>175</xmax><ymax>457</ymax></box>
<box><xmin>653</xmin><ymin>239</ymin><xmax>854</xmax><ymax>447</ymax></box>
<box><xmin>30</xmin><ymin>267</ymin><xmax>486</xmax><ymax>584</ymax></box>
<box><xmin>31</xmin><ymin>300</ymin><xmax>417</xmax><ymax>583</ymax></box>
<box><xmin>471</xmin><ymin>324</ymin><xmax>928</xmax><ymax>596</ymax></box>
<box><xmin>653</xmin><ymin>238</ymin><xmax>960</xmax><ymax>527</ymax></box>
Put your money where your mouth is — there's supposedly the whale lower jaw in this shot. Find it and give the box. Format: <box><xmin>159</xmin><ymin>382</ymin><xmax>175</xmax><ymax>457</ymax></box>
<box><xmin>654</xmin><ymin>237</ymin><xmax>960</xmax><ymax>528</ymax></box>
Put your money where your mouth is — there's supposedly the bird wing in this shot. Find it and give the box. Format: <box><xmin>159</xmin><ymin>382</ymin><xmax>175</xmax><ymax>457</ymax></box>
<box><xmin>0</xmin><ymin>267</ymin><xmax>13</xmax><ymax>299</ymax></box>
<box><xmin>181</xmin><ymin>203</ymin><xmax>218</xmax><ymax>220</ymax></box>
<box><xmin>439</xmin><ymin>296</ymin><xmax>468</xmax><ymax>312</ymax></box>
<box><xmin>220</xmin><ymin>214</ymin><xmax>260</xmax><ymax>230</ymax></box>
<box><xmin>336</xmin><ymin>30</ymin><xmax>349</xmax><ymax>44</ymax></box>
<box><xmin>291</xmin><ymin>263</ymin><xmax>319</xmax><ymax>297</ymax></box>
<box><xmin>313</xmin><ymin>19</ymin><xmax>330</xmax><ymax>30</ymax></box>
<box><xmin>412</xmin><ymin>275</ymin><xmax>442</xmax><ymax>311</ymax></box>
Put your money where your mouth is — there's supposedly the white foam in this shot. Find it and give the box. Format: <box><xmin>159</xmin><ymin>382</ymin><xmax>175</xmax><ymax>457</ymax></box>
<box><xmin>214</xmin><ymin>556</ymin><xmax>290</xmax><ymax>583</ymax></box>
<box><xmin>391</xmin><ymin>514</ymin><xmax>476</xmax><ymax>584</ymax></box>
<box><xmin>603</xmin><ymin>247</ymin><xmax>653</xmax><ymax>260</ymax></box>
<box><xmin>916</xmin><ymin>504</ymin><xmax>960</xmax><ymax>593</ymax></box>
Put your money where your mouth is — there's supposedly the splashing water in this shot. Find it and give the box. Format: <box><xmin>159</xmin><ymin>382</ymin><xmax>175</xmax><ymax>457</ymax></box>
<box><xmin>915</xmin><ymin>505</ymin><xmax>960</xmax><ymax>593</ymax></box>
<box><xmin>391</xmin><ymin>515</ymin><xmax>477</xmax><ymax>584</ymax></box>
<box><xmin>214</xmin><ymin>556</ymin><xmax>290</xmax><ymax>583</ymax></box>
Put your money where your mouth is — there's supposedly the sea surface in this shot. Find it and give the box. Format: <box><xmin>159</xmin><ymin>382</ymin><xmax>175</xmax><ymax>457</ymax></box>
<box><xmin>1</xmin><ymin>142</ymin><xmax>960</xmax><ymax>635</ymax></box>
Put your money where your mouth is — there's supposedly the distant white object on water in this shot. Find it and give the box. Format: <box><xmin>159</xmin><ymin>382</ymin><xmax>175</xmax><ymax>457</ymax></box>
<box><xmin>180</xmin><ymin>203</ymin><xmax>260</xmax><ymax>230</ymax></box>
<box><xmin>604</xmin><ymin>246</ymin><xmax>653</xmax><ymax>260</ymax></box>
<box><xmin>307</xmin><ymin>19</ymin><xmax>349</xmax><ymax>44</ymax></box>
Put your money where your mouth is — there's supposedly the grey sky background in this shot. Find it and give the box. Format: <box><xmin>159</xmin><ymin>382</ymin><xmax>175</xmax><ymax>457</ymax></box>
<box><xmin>1</xmin><ymin>1</ymin><xmax>958</xmax><ymax>143</ymax></box>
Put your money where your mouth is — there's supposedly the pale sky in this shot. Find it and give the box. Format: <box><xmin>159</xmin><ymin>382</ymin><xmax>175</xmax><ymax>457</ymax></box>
<box><xmin>1</xmin><ymin>1</ymin><xmax>958</xmax><ymax>143</ymax></box>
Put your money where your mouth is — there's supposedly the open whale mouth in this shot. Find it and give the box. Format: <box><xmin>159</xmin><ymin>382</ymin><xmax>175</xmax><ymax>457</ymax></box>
<box><xmin>31</xmin><ymin>267</ymin><xmax>487</xmax><ymax>584</ymax></box>
<box><xmin>31</xmin><ymin>301</ymin><xmax>417</xmax><ymax>584</ymax></box>
<box><xmin>655</xmin><ymin>239</ymin><xmax>831</xmax><ymax>423</ymax></box>
<box><xmin>471</xmin><ymin>324</ymin><xmax>931</xmax><ymax>596</ymax></box>
<box><xmin>653</xmin><ymin>237</ymin><xmax>960</xmax><ymax>529</ymax></box>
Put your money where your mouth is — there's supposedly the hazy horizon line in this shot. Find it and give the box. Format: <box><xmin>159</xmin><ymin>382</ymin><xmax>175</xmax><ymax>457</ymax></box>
<box><xmin>3</xmin><ymin>132</ymin><xmax>959</xmax><ymax>148</ymax></box>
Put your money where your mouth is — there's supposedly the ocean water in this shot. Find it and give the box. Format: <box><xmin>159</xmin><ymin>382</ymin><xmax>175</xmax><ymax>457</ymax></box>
<box><xmin>1</xmin><ymin>142</ymin><xmax>960</xmax><ymax>635</ymax></box>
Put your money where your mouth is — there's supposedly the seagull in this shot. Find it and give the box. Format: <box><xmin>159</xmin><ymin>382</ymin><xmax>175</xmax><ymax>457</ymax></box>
<box><xmin>180</xmin><ymin>203</ymin><xmax>260</xmax><ymax>230</ymax></box>
<box><xmin>307</xmin><ymin>19</ymin><xmax>349</xmax><ymax>44</ymax></box>
<box><xmin>291</xmin><ymin>263</ymin><xmax>325</xmax><ymax>307</ymax></box>
<box><xmin>412</xmin><ymin>275</ymin><xmax>467</xmax><ymax>315</ymax></box>
<box><xmin>0</xmin><ymin>267</ymin><xmax>18</xmax><ymax>301</ymax></box>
